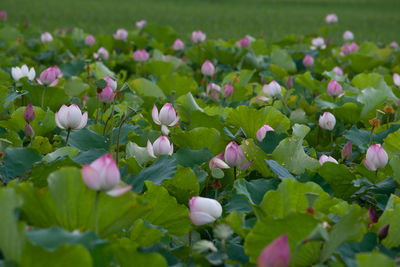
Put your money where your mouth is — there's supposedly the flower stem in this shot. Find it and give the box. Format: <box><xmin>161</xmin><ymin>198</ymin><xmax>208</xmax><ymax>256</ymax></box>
<box><xmin>95</xmin><ymin>98</ymin><xmax>99</xmax><ymax>124</ymax></box>
<box><xmin>116</xmin><ymin>116</ymin><xmax>127</xmax><ymax>165</ymax></box>
<box><xmin>103</xmin><ymin>113</ymin><xmax>112</xmax><ymax>136</ymax></box>
<box><xmin>94</xmin><ymin>191</ymin><xmax>100</xmax><ymax>235</ymax></box>
<box><xmin>41</xmin><ymin>86</ymin><xmax>46</xmax><ymax>108</ymax></box>
<box><xmin>369</xmin><ymin>126</ymin><xmax>375</xmax><ymax>146</ymax></box>
<box><xmin>65</xmin><ymin>128</ymin><xmax>71</xmax><ymax>146</ymax></box>
<box><xmin>234</xmin><ymin>167</ymin><xmax>237</xmax><ymax>180</ymax></box>
<box><xmin>108</xmin><ymin>101</ymin><xmax>115</xmax><ymax>153</ymax></box>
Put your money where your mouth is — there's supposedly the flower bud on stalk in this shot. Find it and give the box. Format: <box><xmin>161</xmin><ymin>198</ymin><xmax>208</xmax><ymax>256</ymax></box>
<box><xmin>188</xmin><ymin>197</ymin><xmax>222</xmax><ymax>226</ymax></box>
<box><xmin>257</xmin><ymin>234</ymin><xmax>290</xmax><ymax>267</ymax></box>
<box><xmin>23</xmin><ymin>104</ymin><xmax>35</xmax><ymax>123</ymax></box>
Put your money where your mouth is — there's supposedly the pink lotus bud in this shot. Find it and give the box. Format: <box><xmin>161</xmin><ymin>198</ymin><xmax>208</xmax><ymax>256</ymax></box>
<box><xmin>256</xmin><ymin>124</ymin><xmax>274</xmax><ymax>142</ymax></box>
<box><xmin>206</xmin><ymin>83</ymin><xmax>221</xmax><ymax>100</ymax></box>
<box><xmin>343</xmin><ymin>30</ymin><xmax>354</xmax><ymax>42</ymax></box>
<box><xmin>224</xmin><ymin>141</ymin><xmax>246</xmax><ymax>168</ymax></box>
<box><xmin>257</xmin><ymin>234</ymin><xmax>290</xmax><ymax>267</ymax></box>
<box><xmin>188</xmin><ymin>197</ymin><xmax>222</xmax><ymax>226</ymax></box>
<box><xmin>0</xmin><ymin>10</ymin><xmax>7</xmax><ymax>21</ymax></box>
<box><xmin>302</xmin><ymin>54</ymin><xmax>314</xmax><ymax>68</ymax></box>
<box><xmin>58</xmin><ymin>28</ymin><xmax>63</xmax><ymax>35</ymax></box>
<box><xmin>93</xmin><ymin>47</ymin><xmax>109</xmax><ymax>60</ymax></box>
<box><xmin>325</xmin><ymin>13</ymin><xmax>338</xmax><ymax>24</ymax></box>
<box><xmin>286</xmin><ymin>77</ymin><xmax>293</xmax><ymax>88</ymax></box>
<box><xmin>393</xmin><ymin>73</ymin><xmax>400</xmax><ymax>88</ymax></box>
<box><xmin>172</xmin><ymin>38</ymin><xmax>184</xmax><ymax>51</ymax></box>
<box><xmin>191</xmin><ymin>30</ymin><xmax>206</xmax><ymax>43</ymax></box>
<box><xmin>263</xmin><ymin>80</ymin><xmax>281</xmax><ymax>97</ymax></box>
<box><xmin>368</xmin><ymin>208</ymin><xmax>379</xmax><ymax>224</ymax></box>
<box><xmin>327</xmin><ymin>80</ymin><xmax>343</xmax><ymax>97</ymax></box>
<box><xmin>133</xmin><ymin>49</ymin><xmax>149</xmax><ymax>62</ymax></box>
<box><xmin>390</xmin><ymin>41</ymin><xmax>398</xmax><ymax>50</ymax></box>
<box><xmin>85</xmin><ymin>35</ymin><xmax>95</xmax><ymax>46</ymax></box>
<box><xmin>113</xmin><ymin>28</ymin><xmax>128</xmax><ymax>41</ymax></box>
<box><xmin>209</xmin><ymin>153</ymin><xmax>230</xmax><ymax>170</ymax></box>
<box><xmin>222</xmin><ymin>82</ymin><xmax>234</xmax><ymax>98</ymax></box>
<box><xmin>41</xmin><ymin>32</ymin><xmax>53</xmax><ymax>43</ymax></box>
<box><xmin>136</xmin><ymin>20</ymin><xmax>147</xmax><ymax>30</ymax></box>
<box><xmin>24</xmin><ymin>123</ymin><xmax>35</xmax><ymax>138</ymax></box>
<box><xmin>55</xmin><ymin>104</ymin><xmax>88</xmax><ymax>130</ymax></box>
<box><xmin>23</xmin><ymin>103</ymin><xmax>35</xmax><ymax>123</ymax></box>
<box><xmin>319</xmin><ymin>154</ymin><xmax>338</xmax><ymax>165</ymax></box>
<box><xmin>341</xmin><ymin>141</ymin><xmax>352</xmax><ymax>161</ymax></box>
<box><xmin>201</xmin><ymin>60</ymin><xmax>215</xmax><ymax>76</ymax></box>
<box><xmin>349</xmin><ymin>42</ymin><xmax>359</xmax><ymax>53</ymax></box>
<box><xmin>319</xmin><ymin>112</ymin><xmax>336</xmax><ymax>131</ymax></box>
<box><xmin>98</xmin><ymin>86</ymin><xmax>115</xmax><ymax>104</ymax></box>
<box><xmin>38</xmin><ymin>66</ymin><xmax>60</xmax><ymax>86</ymax></box>
<box><xmin>311</xmin><ymin>37</ymin><xmax>326</xmax><ymax>50</ymax></box>
<box><xmin>341</xmin><ymin>44</ymin><xmax>351</xmax><ymax>55</ymax></box>
<box><xmin>152</xmin><ymin>103</ymin><xmax>180</xmax><ymax>129</ymax></box>
<box><xmin>147</xmin><ymin>136</ymin><xmax>174</xmax><ymax>158</ymax></box>
<box><xmin>364</xmin><ymin>144</ymin><xmax>388</xmax><ymax>171</ymax></box>
<box><xmin>236</xmin><ymin>37</ymin><xmax>250</xmax><ymax>48</ymax></box>
<box><xmin>24</xmin><ymin>20</ymin><xmax>29</xmax><ymax>28</ymax></box>
<box><xmin>332</xmin><ymin>66</ymin><xmax>343</xmax><ymax>76</ymax></box>
<box><xmin>81</xmin><ymin>154</ymin><xmax>122</xmax><ymax>192</ymax></box>
<box><xmin>378</xmin><ymin>224</ymin><xmax>389</xmax><ymax>241</ymax></box>
<box><xmin>104</xmin><ymin>76</ymin><xmax>117</xmax><ymax>91</ymax></box>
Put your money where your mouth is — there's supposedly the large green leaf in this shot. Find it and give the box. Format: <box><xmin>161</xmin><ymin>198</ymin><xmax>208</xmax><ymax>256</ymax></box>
<box><xmin>318</xmin><ymin>162</ymin><xmax>357</xmax><ymax>199</ymax></box>
<box><xmin>173</xmin><ymin>147</ymin><xmax>212</xmax><ymax>168</ymax></box>
<box><xmin>157</xmin><ymin>73</ymin><xmax>198</xmax><ymax>97</ymax></box>
<box><xmin>24</xmin><ymin>85</ymin><xmax>69</xmax><ymax>112</ymax></box>
<box><xmin>0</xmin><ymin>147</ymin><xmax>42</xmax><ymax>182</ymax></box>
<box><xmin>129</xmin><ymin>78</ymin><xmax>165</xmax><ymax>99</ymax></box>
<box><xmin>241</xmin><ymin>139</ymin><xmax>273</xmax><ymax>177</ymax></box>
<box><xmin>129</xmin><ymin>219</ymin><xmax>164</xmax><ymax>247</ymax></box>
<box><xmin>270</xmin><ymin>46</ymin><xmax>296</xmax><ymax>72</ymax></box>
<box><xmin>234</xmin><ymin>178</ymin><xmax>279</xmax><ymax>205</ymax></box>
<box><xmin>355</xmin><ymin>252</ymin><xmax>396</xmax><ymax>267</ymax></box>
<box><xmin>163</xmin><ymin>166</ymin><xmax>200</xmax><ymax>205</ymax></box>
<box><xmin>375</xmin><ymin>194</ymin><xmax>400</xmax><ymax>248</ymax></box>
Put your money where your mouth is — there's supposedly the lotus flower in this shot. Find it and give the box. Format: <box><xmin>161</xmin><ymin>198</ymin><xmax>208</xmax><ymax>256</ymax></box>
<box><xmin>319</xmin><ymin>154</ymin><xmax>338</xmax><ymax>165</ymax></box>
<box><xmin>256</xmin><ymin>124</ymin><xmax>274</xmax><ymax>142</ymax></box>
<box><xmin>224</xmin><ymin>141</ymin><xmax>251</xmax><ymax>169</ymax></box>
<box><xmin>23</xmin><ymin>104</ymin><xmax>35</xmax><ymax>123</ymax></box>
<box><xmin>0</xmin><ymin>10</ymin><xmax>7</xmax><ymax>21</ymax></box>
<box><xmin>172</xmin><ymin>38</ymin><xmax>184</xmax><ymax>51</ymax></box>
<box><xmin>133</xmin><ymin>49</ymin><xmax>149</xmax><ymax>62</ymax></box>
<box><xmin>11</xmin><ymin>65</ymin><xmax>36</xmax><ymax>81</ymax></box>
<box><xmin>147</xmin><ymin>136</ymin><xmax>174</xmax><ymax>158</ymax></box>
<box><xmin>327</xmin><ymin>80</ymin><xmax>343</xmax><ymax>97</ymax></box>
<box><xmin>104</xmin><ymin>76</ymin><xmax>117</xmax><ymax>91</ymax></box>
<box><xmin>332</xmin><ymin>66</ymin><xmax>343</xmax><ymax>76</ymax></box>
<box><xmin>136</xmin><ymin>20</ymin><xmax>147</xmax><ymax>30</ymax></box>
<box><xmin>236</xmin><ymin>37</ymin><xmax>250</xmax><ymax>48</ymax></box>
<box><xmin>201</xmin><ymin>60</ymin><xmax>215</xmax><ymax>76</ymax></box>
<box><xmin>191</xmin><ymin>30</ymin><xmax>206</xmax><ymax>43</ymax></box>
<box><xmin>113</xmin><ymin>28</ymin><xmax>128</xmax><ymax>41</ymax></box>
<box><xmin>98</xmin><ymin>86</ymin><xmax>115</xmax><ymax>103</ymax></box>
<box><xmin>188</xmin><ymin>197</ymin><xmax>222</xmax><ymax>226</ymax></box>
<box><xmin>209</xmin><ymin>153</ymin><xmax>230</xmax><ymax>170</ymax></box>
<box><xmin>311</xmin><ymin>37</ymin><xmax>326</xmax><ymax>50</ymax></box>
<box><xmin>24</xmin><ymin>123</ymin><xmax>34</xmax><ymax>138</ymax></box>
<box><xmin>390</xmin><ymin>41</ymin><xmax>398</xmax><ymax>50</ymax></box>
<box><xmin>263</xmin><ymin>80</ymin><xmax>281</xmax><ymax>97</ymax></box>
<box><xmin>55</xmin><ymin>104</ymin><xmax>88</xmax><ymax>130</ymax></box>
<box><xmin>41</xmin><ymin>32</ymin><xmax>53</xmax><ymax>43</ymax></box>
<box><xmin>393</xmin><ymin>73</ymin><xmax>400</xmax><ymax>88</ymax></box>
<box><xmin>37</xmin><ymin>66</ymin><xmax>61</xmax><ymax>86</ymax></box>
<box><xmin>85</xmin><ymin>35</ymin><xmax>95</xmax><ymax>46</ymax></box>
<box><xmin>152</xmin><ymin>103</ymin><xmax>180</xmax><ymax>135</ymax></box>
<box><xmin>93</xmin><ymin>47</ymin><xmax>109</xmax><ymax>60</ymax></box>
<box><xmin>207</xmin><ymin>83</ymin><xmax>221</xmax><ymax>100</ymax></box>
<box><xmin>222</xmin><ymin>82</ymin><xmax>234</xmax><ymax>98</ymax></box>
<box><xmin>343</xmin><ymin>30</ymin><xmax>354</xmax><ymax>42</ymax></box>
<box><xmin>341</xmin><ymin>141</ymin><xmax>352</xmax><ymax>161</ymax></box>
<box><xmin>363</xmin><ymin>144</ymin><xmax>388</xmax><ymax>171</ymax></box>
<box><xmin>325</xmin><ymin>13</ymin><xmax>338</xmax><ymax>24</ymax></box>
<box><xmin>257</xmin><ymin>234</ymin><xmax>290</xmax><ymax>267</ymax></box>
<box><xmin>302</xmin><ymin>54</ymin><xmax>314</xmax><ymax>67</ymax></box>
<box><xmin>319</xmin><ymin>112</ymin><xmax>336</xmax><ymax>131</ymax></box>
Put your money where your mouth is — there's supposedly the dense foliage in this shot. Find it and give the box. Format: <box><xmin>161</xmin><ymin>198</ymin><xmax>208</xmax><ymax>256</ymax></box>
<box><xmin>1</xmin><ymin>14</ymin><xmax>400</xmax><ymax>267</ymax></box>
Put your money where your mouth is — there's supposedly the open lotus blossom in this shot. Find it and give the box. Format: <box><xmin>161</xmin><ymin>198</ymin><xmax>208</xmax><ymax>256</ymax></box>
<box><xmin>188</xmin><ymin>197</ymin><xmax>222</xmax><ymax>226</ymax></box>
<box><xmin>133</xmin><ymin>49</ymin><xmax>149</xmax><ymax>62</ymax></box>
<box><xmin>341</xmin><ymin>141</ymin><xmax>353</xmax><ymax>161</ymax></box>
<box><xmin>209</xmin><ymin>153</ymin><xmax>230</xmax><ymax>170</ymax></box>
<box><xmin>302</xmin><ymin>54</ymin><xmax>314</xmax><ymax>67</ymax></box>
<box><xmin>325</xmin><ymin>13</ymin><xmax>338</xmax><ymax>24</ymax></box>
<box><xmin>191</xmin><ymin>30</ymin><xmax>206</xmax><ymax>43</ymax></box>
<box><xmin>41</xmin><ymin>32</ymin><xmax>53</xmax><ymax>43</ymax></box>
<box><xmin>37</xmin><ymin>66</ymin><xmax>61</xmax><ymax>86</ymax></box>
<box><xmin>11</xmin><ymin>65</ymin><xmax>36</xmax><ymax>81</ymax></box>
<box><xmin>113</xmin><ymin>28</ymin><xmax>128</xmax><ymax>41</ymax></box>
<box><xmin>311</xmin><ymin>37</ymin><xmax>326</xmax><ymax>50</ymax></box>
<box><xmin>152</xmin><ymin>103</ymin><xmax>180</xmax><ymax>135</ymax></box>
<box><xmin>332</xmin><ymin>66</ymin><xmax>343</xmax><ymax>76</ymax></box>
<box><xmin>393</xmin><ymin>73</ymin><xmax>400</xmax><ymax>88</ymax></box>
<box><xmin>236</xmin><ymin>37</ymin><xmax>250</xmax><ymax>48</ymax></box>
<box><xmin>363</xmin><ymin>144</ymin><xmax>388</xmax><ymax>171</ymax></box>
<box><xmin>93</xmin><ymin>46</ymin><xmax>109</xmax><ymax>60</ymax></box>
<box><xmin>319</xmin><ymin>112</ymin><xmax>336</xmax><ymax>130</ymax></box>
<box><xmin>23</xmin><ymin>104</ymin><xmax>35</xmax><ymax>123</ymax></box>
<box><xmin>343</xmin><ymin>30</ymin><xmax>354</xmax><ymax>42</ymax></box>
<box><xmin>81</xmin><ymin>154</ymin><xmax>132</xmax><ymax>196</ymax></box>
<box><xmin>98</xmin><ymin>86</ymin><xmax>115</xmax><ymax>103</ymax></box>
<box><xmin>263</xmin><ymin>80</ymin><xmax>281</xmax><ymax>97</ymax></box>
<box><xmin>257</xmin><ymin>234</ymin><xmax>290</xmax><ymax>267</ymax></box>
<box><xmin>136</xmin><ymin>20</ymin><xmax>147</xmax><ymax>30</ymax></box>
<box><xmin>390</xmin><ymin>41</ymin><xmax>398</xmax><ymax>50</ymax></box>
<box><xmin>0</xmin><ymin>10</ymin><xmax>7</xmax><ymax>21</ymax></box>
<box><xmin>206</xmin><ymin>83</ymin><xmax>221</xmax><ymax>100</ymax></box>
<box><xmin>85</xmin><ymin>34</ymin><xmax>95</xmax><ymax>46</ymax></box>
<box><xmin>147</xmin><ymin>136</ymin><xmax>174</xmax><ymax>158</ymax></box>
<box><xmin>327</xmin><ymin>80</ymin><xmax>343</xmax><ymax>97</ymax></box>
<box><xmin>222</xmin><ymin>82</ymin><xmax>234</xmax><ymax>98</ymax></box>
<box><xmin>201</xmin><ymin>60</ymin><xmax>215</xmax><ymax>76</ymax></box>
<box><xmin>172</xmin><ymin>38</ymin><xmax>184</xmax><ymax>51</ymax></box>
<box><xmin>224</xmin><ymin>141</ymin><xmax>251</xmax><ymax>169</ymax></box>
<box><xmin>104</xmin><ymin>76</ymin><xmax>117</xmax><ymax>91</ymax></box>
<box><xmin>55</xmin><ymin>104</ymin><xmax>88</xmax><ymax>130</ymax></box>
<box><xmin>319</xmin><ymin>154</ymin><xmax>338</xmax><ymax>165</ymax></box>
<box><xmin>256</xmin><ymin>124</ymin><xmax>274</xmax><ymax>142</ymax></box>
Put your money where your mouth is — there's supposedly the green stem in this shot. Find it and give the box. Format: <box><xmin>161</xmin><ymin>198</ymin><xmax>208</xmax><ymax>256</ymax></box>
<box><xmin>95</xmin><ymin>98</ymin><xmax>99</xmax><ymax>124</ymax></box>
<box><xmin>116</xmin><ymin>117</ymin><xmax>127</xmax><ymax>165</ymax></box>
<box><xmin>369</xmin><ymin>127</ymin><xmax>374</xmax><ymax>146</ymax></box>
<box><xmin>65</xmin><ymin>128</ymin><xmax>71</xmax><ymax>146</ymax></box>
<box><xmin>214</xmin><ymin>188</ymin><xmax>218</xmax><ymax>199</ymax></box>
<box><xmin>41</xmin><ymin>86</ymin><xmax>46</xmax><ymax>108</ymax></box>
<box><xmin>103</xmin><ymin>113</ymin><xmax>112</xmax><ymax>136</ymax></box>
<box><xmin>94</xmin><ymin>191</ymin><xmax>100</xmax><ymax>235</ymax></box>
<box><xmin>108</xmin><ymin>101</ymin><xmax>115</xmax><ymax>153</ymax></box>
<box><xmin>234</xmin><ymin>167</ymin><xmax>237</xmax><ymax>180</ymax></box>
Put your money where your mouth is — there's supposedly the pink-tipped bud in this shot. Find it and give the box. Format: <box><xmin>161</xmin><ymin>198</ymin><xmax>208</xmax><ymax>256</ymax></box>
<box><xmin>311</xmin><ymin>37</ymin><xmax>326</xmax><ymax>50</ymax></box>
<box><xmin>378</xmin><ymin>224</ymin><xmax>389</xmax><ymax>241</ymax></box>
<box><xmin>0</xmin><ymin>10</ymin><xmax>7</xmax><ymax>21</ymax></box>
<box><xmin>191</xmin><ymin>30</ymin><xmax>206</xmax><ymax>43</ymax></box>
<box><xmin>38</xmin><ymin>66</ymin><xmax>60</xmax><ymax>86</ymax></box>
<box><xmin>136</xmin><ymin>20</ymin><xmax>147</xmax><ymax>30</ymax></box>
<box><xmin>257</xmin><ymin>234</ymin><xmax>290</xmax><ymax>267</ymax></box>
<box><xmin>325</xmin><ymin>13</ymin><xmax>338</xmax><ymax>24</ymax></box>
<box><xmin>201</xmin><ymin>60</ymin><xmax>215</xmax><ymax>76</ymax></box>
<box><xmin>23</xmin><ymin>104</ymin><xmax>35</xmax><ymax>123</ymax></box>
<box><xmin>256</xmin><ymin>124</ymin><xmax>274</xmax><ymax>142</ymax></box>
<box><xmin>319</xmin><ymin>112</ymin><xmax>336</xmax><ymax>131</ymax></box>
<box><xmin>319</xmin><ymin>154</ymin><xmax>338</xmax><ymax>165</ymax></box>
<box><xmin>55</xmin><ymin>104</ymin><xmax>88</xmax><ymax>130</ymax></box>
<box><xmin>368</xmin><ymin>208</ymin><xmax>379</xmax><ymax>224</ymax></box>
<box><xmin>263</xmin><ymin>80</ymin><xmax>281</xmax><ymax>97</ymax></box>
<box><xmin>113</xmin><ymin>28</ymin><xmax>128</xmax><ymax>41</ymax></box>
<box><xmin>341</xmin><ymin>44</ymin><xmax>351</xmax><ymax>55</ymax></box>
<box><xmin>104</xmin><ymin>76</ymin><xmax>117</xmax><ymax>91</ymax></box>
<box><xmin>40</xmin><ymin>32</ymin><xmax>53</xmax><ymax>43</ymax></box>
<box><xmin>85</xmin><ymin>35</ymin><xmax>95</xmax><ymax>46</ymax></box>
<box><xmin>222</xmin><ymin>82</ymin><xmax>234</xmax><ymax>98</ymax></box>
<box><xmin>393</xmin><ymin>73</ymin><xmax>400</xmax><ymax>88</ymax></box>
<box><xmin>152</xmin><ymin>103</ymin><xmax>179</xmax><ymax>128</ymax></box>
<box><xmin>133</xmin><ymin>49</ymin><xmax>149</xmax><ymax>62</ymax></box>
<box><xmin>343</xmin><ymin>31</ymin><xmax>354</xmax><ymax>42</ymax></box>
<box><xmin>209</xmin><ymin>153</ymin><xmax>230</xmax><ymax>170</ymax></box>
<box><xmin>327</xmin><ymin>80</ymin><xmax>343</xmax><ymax>97</ymax></box>
<box><xmin>302</xmin><ymin>54</ymin><xmax>314</xmax><ymax>68</ymax></box>
<box><xmin>341</xmin><ymin>141</ymin><xmax>352</xmax><ymax>161</ymax></box>
<box><xmin>93</xmin><ymin>47</ymin><xmax>109</xmax><ymax>60</ymax></box>
<box><xmin>349</xmin><ymin>42</ymin><xmax>359</xmax><ymax>53</ymax></box>
<box><xmin>188</xmin><ymin>197</ymin><xmax>222</xmax><ymax>226</ymax></box>
<box><xmin>207</xmin><ymin>83</ymin><xmax>221</xmax><ymax>100</ymax></box>
<box><xmin>172</xmin><ymin>38</ymin><xmax>184</xmax><ymax>51</ymax></box>
<box><xmin>236</xmin><ymin>37</ymin><xmax>250</xmax><ymax>48</ymax></box>
<box><xmin>286</xmin><ymin>77</ymin><xmax>293</xmax><ymax>89</ymax></box>
<box><xmin>24</xmin><ymin>123</ymin><xmax>35</xmax><ymax>138</ymax></box>
<box><xmin>98</xmin><ymin>86</ymin><xmax>115</xmax><ymax>104</ymax></box>
<box><xmin>364</xmin><ymin>144</ymin><xmax>388</xmax><ymax>171</ymax></box>
<box><xmin>332</xmin><ymin>66</ymin><xmax>343</xmax><ymax>76</ymax></box>
<box><xmin>224</xmin><ymin>141</ymin><xmax>246</xmax><ymax>168</ymax></box>
<box><xmin>390</xmin><ymin>41</ymin><xmax>398</xmax><ymax>50</ymax></box>
<box><xmin>147</xmin><ymin>136</ymin><xmax>174</xmax><ymax>158</ymax></box>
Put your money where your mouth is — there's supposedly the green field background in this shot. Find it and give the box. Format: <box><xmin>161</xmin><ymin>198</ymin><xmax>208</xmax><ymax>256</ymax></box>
<box><xmin>2</xmin><ymin>0</ymin><xmax>400</xmax><ymax>42</ymax></box>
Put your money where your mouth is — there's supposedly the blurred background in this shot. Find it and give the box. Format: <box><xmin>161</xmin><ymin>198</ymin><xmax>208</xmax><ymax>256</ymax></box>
<box><xmin>2</xmin><ymin>0</ymin><xmax>400</xmax><ymax>42</ymax></box>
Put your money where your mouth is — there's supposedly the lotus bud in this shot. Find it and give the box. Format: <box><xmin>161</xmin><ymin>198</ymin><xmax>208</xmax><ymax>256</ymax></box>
<box><xmin>136</xmin><ymin>20</ymin><xmax>147</xmax><ymax>30</ymax></box>
<box><xmin>24</xmin><ymin>123</ymin><xmax>35</xmax><ymax>138</ymax></box>
<box><xmin>0</xmin><ymin>10</ymin><xmax>7</xmax><ymax>21</ymax></box>
<box><xmin>332</xmin><ymin>66</ymin><xmax>343</xmax><ymax>76</ymax></box>
<box><xmin>85</xmin><ymin>34</ymin><xmax>95</xmax><ymax>46</ymax></box>
<box><xmin>172</xmin><ymin>38</ymin><xmax>184</xmax><ymax>51</ymax></box>
<box><xmin>368</xmin><ymin>208</ymin><xmax>379</xmax><ymax>224</ymax></box>
<box><xmin>222</xmin><ymin>82</ymin><xmax>234</xmax><ymax>98</ymax></box>
<box><xmin>378</xmin><ymin>224</ymin><xmax>389</xmax><ymax>241</ymax></box>
<box><xmin>23</xmin><ymin>104</ymin><xmax>35</xmax><ymax>123</ymax></box>
<box><xmin>319</xmin><ymin>155</ymin><xmax>338</xmax><ymax>165</ymax></box>
<box><xmin>364</xmin><ymin>144</ymin><xmax>388</xmax><ymax>171</ymax></box>
<box><xmin>263</xmin><ymin>80</ymin><xmax>281</xmax><ymax>98</ymax></box>
<box><xmin>11</xmin><ymin>65</ymin><xmax>36</xmax><ymax>81</ymax></box>
<box><xmin>98</xmin><ymin>86</ymin><xmax>115</xmax><ymax>104</ymax></box>
<box><xmin>341</xmin><ymin>141</ymin><xmax>352</xmax><ymax>161</ymax></box>
<box><xmin>325</xmin><ymin>13</ymin><xmax>338</xmax><ymax>24</ymax></box>
<box><xmin>393</xmin><ymin>73</ymin><xmax>400</xmax><ymax>88</ymax></box>
<box><xmin>341</xmin><ymin>44</ymin><xmax>351</xmax><ymax>55</ymax></box>
<box><xmin>327</xmin><ymin>80</ymin><xmax>343</xmax><ymax>97</ymax></box>
<box><xmin>201</xmin><ymin>60</ymin><xmax>215</xmax><ymax>76</ymax></box>
<box><xmin>224</xmin><ymin>141</ymin><xmax>246</xmax><ymax>168</ymax></box>
<box><xmin>236</xmin><ymin>37</ymin><xmax>250</xmax><ymax>48</ymax></box>
<box><xmin>390</xmin><ymin>41</ymin><xmax>398</xmax><ymax>50</ymax></box>
<box><xmin>133</xmin><ymin>49</ymin><xmax>149</xmax><ymax>62</ymax></box>
<box><xmin>343</xmin><ymin>30</ymin><xmax>354</xmax><ymax>42</ymax></box>
<box><xmin>38</xmin><ymin>66</ymin><xmax>60</xmax><ymax>86</ymax></box>
<box><xmin>93</xmin><ymin>47</ymin><xmax>109</xmax><ymax>60</ymax></box>
<box><xmin>104</xmin><ymin>76</ymin><xmax>117</xmax><ymax>91</ymax></box>
<box><xmin>113</xmin><ymin>28</ymin><xmax>128</xmax><ymax>41</ymax></box>
<box><xmin>256</xmin><ymin>124</ymin><xmax>274</xmax><ymax>142</ymax></box>
<box><xmin>302</xmin><ymin>54</ymin><xmax>314</xmax><ymax>67</ymax></box>
<box><xmin>206</xmin><ymin>83</ymin><xmax>221</xmax><ymax>100</ymax></box>
<box><xmin>55</xmin><ymin>104</ymin><xmax>88</xmax><ymax>130</ymax></box>
<box><xmin>319</xmin><ymin>112</ymin><xmax>336</xmax><ymax>131</ymax></box>
<box><xmin>209</xmin><ymin>153</ymin><xmax>230</xmax><ymax>170</ymax></box>
<box><xmin>349</xmin><ymin>42</ymin><xmax>359</xmax><ymax>53</ymax></box>
<box><xmin>147</xmin><ymin>136</ymin><xmax>174</xmax><ymax>158</ymax></box>
<box><xmin>41</xmin><ymin>32</ymin><xmax>53</xmax><ymax>43</ymax></box>
<box><xmin>286</xmin><ymin>77</ymin><xmax>293</xmax><ymax>89</ymax></box>
<box><xmin>311</xmin><ymin>37</ymin><xmax>326</xmax><ymax>50</ymax></box>
<box><xmin>152</xmin><ymin>103</ymin><xmax>180</xmax><ymax>135</ymax></box>
<box><xmin>191</xmin><ymin>30</ymin><xmax>206</xmax><ymax>43</ymax></box>
<box><xmin>257</xmin><ymin>234</ymin><xmax>290</xmax><ymax>267</ymax></box>
<box><xmin>188</xmin><ymin>196</ymin><xmax>222</xmax><ymax>226</ymax></box>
